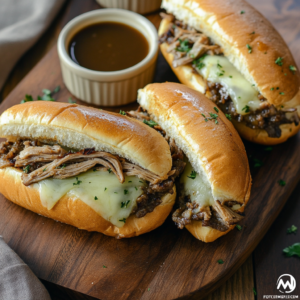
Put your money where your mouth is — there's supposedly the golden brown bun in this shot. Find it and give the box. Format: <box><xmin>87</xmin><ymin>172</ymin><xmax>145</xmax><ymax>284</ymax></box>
<box><xmin>138</xmin><ymin>82</ymin><xmax>251</xmax><ymax>242</ymax></box>
<box><xmin>0</xmin><ymin>168</ymin><xmax>176</xmax><ymax>238</ymax></box>
<box><xmin>161</xmin><ymin>0</ymin><xmax>300</xmax><ymax>106</ymax></box>
<box><xmin>0</xmin><ymin>101</ymin><xmax>171</xmax><ymax>178</ymax></box>
<box><xmin>159</xmin><ymin>18</ymin><xmax>300</xmax><ymax>145</ymax></box>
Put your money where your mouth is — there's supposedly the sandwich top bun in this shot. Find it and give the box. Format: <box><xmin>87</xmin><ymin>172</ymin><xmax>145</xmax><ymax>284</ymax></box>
<box><xmin>161</xmin><ymin>0</ymin><xmax>300</xmax><ymax>107</ymax></box>
<box><xmin>158</xmin><ymin>11</ymin><xmax>300</xmax><ymax>145</ymax></box>
<box><xmin>138</xmin><ymin>82</ymin><xmax>251</xmax><ymax>205</ymax></box>
<box><xmin>0</xmin><ymin>102</ymin><xmax>172</xmax><ymax>179</ymax></box>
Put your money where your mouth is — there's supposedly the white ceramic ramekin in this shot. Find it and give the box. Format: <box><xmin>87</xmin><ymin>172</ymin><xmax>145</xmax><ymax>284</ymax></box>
<box><xmin>57</xmin><ymin>9</ymin><xmax>158</xmax><ymax>106</ymax></box>
<box><xmin>96</xmin><ymin>0</ymin><xmax>162</xmax><ymax>14</ymax></box>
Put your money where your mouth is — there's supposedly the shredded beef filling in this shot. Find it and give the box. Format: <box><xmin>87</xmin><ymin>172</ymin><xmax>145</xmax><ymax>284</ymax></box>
<box><xmin>127</xmin><ymin>108</ymin><xmax>244</xmax><ymax>231</ymax></box>
<box><xmin>172</xmin><ymin>185</ymin><xmax>244</xmax><ymax>232</ymax></box>
<box><xmin>0</xmin><ymin>139</ymin><xmax>179</xmax><ymax>219</ymax></box>
<box><xmin>159</xmin><ymin>13</ymin><xmax>299</xmax><ymax>138</ymax></box>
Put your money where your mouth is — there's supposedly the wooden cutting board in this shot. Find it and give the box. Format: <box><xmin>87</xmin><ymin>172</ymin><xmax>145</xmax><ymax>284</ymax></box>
<box><xmin>1</xmin><ymin>4</ymin><xmax>300</xmax><ymax>300</ymax></box>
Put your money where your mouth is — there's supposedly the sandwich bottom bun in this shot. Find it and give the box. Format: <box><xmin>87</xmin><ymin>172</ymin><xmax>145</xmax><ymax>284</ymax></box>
<box><xmin>0</xmin><ymin>168</ymin><xmax>176</xmax><ymax>238</ymax></box>
<box><xmin>160</xmin><ymin>39</ymin><xmax>300</xmax><ymax>146</ymax></box>
<box><xmin>233</xmin><ymin>121</ymin><xmax>300</xmax><ymax>146</ymax></box>
<box><xmin>185</xmin><ymin>205</ymin><xmax>246</xmax><ymax>243</ymax></box>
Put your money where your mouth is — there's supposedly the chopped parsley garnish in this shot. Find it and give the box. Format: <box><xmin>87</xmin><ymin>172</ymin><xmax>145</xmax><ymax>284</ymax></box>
<box><xmin>176</xmin><ymin>38</ymin><xmax>192</xmax><ymax>53</ymax></box>
<box><xmin>217</xmin><ymin>72</ymin><xmax>224</xmax><ymax>77</ymax></box>
<box><xmin>68</xmin><ymin>97</ymin><xmax>76</xmax><ymax>103</ymax></box>
<box><xmin>108</xmin><ymin>168</ymin><xmax>112</xmax><ymax>173</ymax></box>
<box><xmin>240</xmin><ymin>10</ymin><xmax>245</xmax><ymax>14</ymax></box>
<box><xmin>253</xmin><ymin>158</ymin><xmax>263</xmax><ymax>168</ymax></box>
<box><xmin>148</xmin><ymin>288</ymin><xmax>150</xmax><ymax>291</ymax></box>
<box><xmin>236</xmin><ymin>225</ymin><xmax>242</xmax><ymax>231</ymax></box>
<box><xmin>278</xmin><ymin>179</ymin><xmax>286</xmax><ymax>186</ymax></box>
<box><xmin>104</xmin><ymin>187</ymin><xmax>107</xmax><ymax>191</ymax></box>
<box><xmin>264</xmin><ymin>147</ymin><xmax>273</xmax><ymax>151</ymax></box>
<box><xmin>43</xmin><ymin>168</ymin><xmax>47</xmax><ymax>172</ymax></box>
<box><xmin>201</xmin><ymin>113</ymin><xmax>208</xmax><ymax>122</ymax></box>
<box><xmin>135</xmin><ymin>187</ymin><xmax>138</xmax><ymax>191</ymax></box>
<box><xmin>73</xmin><ymin>177</ymin><xmax>82</xmax><ymax>185</ymax></box>
<box><xmin>143</xmin><ymin>119</ymin><xmax>158</xmax><ymax>128</ymax></box>
<box><xmin>94</xmin><ymin>196</ymin><xmax>98</xmax><ymax>200</ymax></box>
<box><xmin>283</xmin><ymin>243</ymin><xmax>300</xmax><ymax>258</ymax></box>
<box><xmin>124</xmin><ymin>189</ymin><xmax>129</xmax><ymax>195</ymax></box>
<box><xmin>121</xmin><ymin>200</ymin><xmax>130</xmax><ymax>208</ymax></box>
<box><xmin>225</xmin><ymin>114</ymin><xmax>232</xmax><ymax>121</ymax></box>
<box><xmin>53</xmin><ymin>86</ymin><xmax>60</xmax><ymax>93</ymax></box>
<box><xmin>103</xmin><ymin>265</ymin><xmax>107</xmax><ymax>268</ymax></box>
<box><xmin>287</xmin><ymin>225</ymin><xmax>297</xmax><ymax>234</ymax></box>
<box><xmin>279</xmin><ymin>92</ymin><xmax>285</xmax><ymax>95</ymax></box>
<box><xmin>229</xmin><ymin>75</ymin><xmax>233</xmax><ymax>78</ymax></box>
<box><xmin>57</xmin><ymin>164</ymin><xmax>66</xmax><ymax>169</ymax></box>
<box><xmin>93</xmin><ymin>168</ymin><xmax>97</xmax><ymax>172</ymax></box>
<box><xmin>246</xmin><ymin>44</ymin><xmax>252</xmax><ymax>53</ymax></box>
<box><xmin>119</xmin><ymin>110</ymin><xmax>126</xmax><ymax>115</ymax></box>
<box><xmin>275</xmin><ymin>57</ymin><xmax>283</xmax><ymax>66</ymax></box>
<box><xmin>276</xmin><ymin>87</ymin><xmax>280</xmax><ymax>90</ymax></box>
<box><xmin>188</xmin><ymin>170</ymin><xmax>197</xmax><ymax>179</ymax></box>
<box><xmin>253</xmin><ymin>288</ymin><xmax>257</xmax><ymax>296</ymax></box>
<box><xmin>119</xmin><ymin>218</ymin><xmax>126</xmax><ymax>223</ymax></box>
<box><xmin>214</xmin><ymin>107</ymin><xmax>219</xmax><ymax>113</ymax></box>
<box><xmin>128</xmin><ymin>181</ymin><xmax>132</xmax><ymax>183</ymax></box>
<box><xmin>193</xmin><ymin>54</ymin><xmax>208</xmax><ymax>70</ymax></box>
<box><xmin>209</xmin><ymin>113</ymin><xmax>218</xmax><ymax>119</ymax></box>
<box><xmin>289</xmin><ymin>65</ymin><xmax>297</xmax><ymax>73</ymax></box>
<box><xmin>114</xmin><ymin>192</ymin><xmax>118</xmax><ymax>194</ymax></box>
<box><xmin>21</xmin><ymin>86</ymin><xmax>60</xmax><ymax>104</ymax></box>
<box><xmin>242</xmin><ymin>105</ymin><xmax>250</xmax><ymax>113</ymax></box>
<box><xmin>21</xmin><ymin>94</ymin><xmax>34</xmax><ymax>103</ymax></box>
<box><xmin>217</xmin><ymin>259</ymin><xmax>224</xmax><ymax>264</ymax></box>
<box><xmin>23</xmin><ymin>165</ymin><xmax>31</xmax><ymax>174</ymax></box>
<box><xmin>251</xmin><ymin>31</ymin><xmax>255</xmax><ymax>34</ymax></box>
<box><xmin>270</xmin><ymin>87</ymin><xmax>274</xmax><ymax>91</ymax></box>
<box><xmin>139</xmin><ymin>180</ymin><xmax>144</xmax><ymax>183</ymax></box>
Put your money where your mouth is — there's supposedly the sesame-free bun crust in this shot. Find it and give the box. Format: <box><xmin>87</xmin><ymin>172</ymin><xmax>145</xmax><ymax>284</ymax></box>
<box><xmin>0</xmin><ymin>102</ymin><xmax>171</xmax><ymax>178</ymax></box>
<box><xmin>138</xmin><ymin>82</ymin><xmax>251</xmax><ymax>242</ymax></box>
<box><xmin>161</xmin><ymin>0</ymin><xmax>300</xmax><ymax>106</ymax></box>
<box><xmin>0</xmin><ymin>168</ymin><xmax>176</xmax><ymax>238</ymax></box>
<box><xmin>159</xmin><ymin>18</ymin><xmax>300</xmax><ymax>145</ymax></box>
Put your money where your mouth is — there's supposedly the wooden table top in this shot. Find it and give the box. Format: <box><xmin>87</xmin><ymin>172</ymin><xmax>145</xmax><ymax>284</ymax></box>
<box><xmin>0</xmin><ymin>1</ymin><xmax>299</xmax><ymax>299</ymax></box>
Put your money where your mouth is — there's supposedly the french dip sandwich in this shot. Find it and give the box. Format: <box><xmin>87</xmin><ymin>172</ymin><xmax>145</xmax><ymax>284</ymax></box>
<box><xmin>0</xmin><ymin>102</ymin><xmax>179</xmax><ymax>238</ymax></box>
<box><xmin>127</xmin><ymin>82</ymin><xmax>251</xmax><ymax>242</ymax></box>
<box><xmin>159</xmin><ymin>0</ymin><xmax>300</xmax><ymax>145</ymax></box>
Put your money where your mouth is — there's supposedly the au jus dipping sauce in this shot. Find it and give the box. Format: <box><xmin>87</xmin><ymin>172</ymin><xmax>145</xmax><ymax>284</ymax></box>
<box><xmin>69</xmin><ymin>22</ymin><xmax>149</xmax><ymax>72</ymax></box>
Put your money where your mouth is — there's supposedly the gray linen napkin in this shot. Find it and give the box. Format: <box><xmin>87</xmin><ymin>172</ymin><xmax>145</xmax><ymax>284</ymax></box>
<box><xmin>0</xmin><ymin>0</ymin><xmax>65</xmax><ymax>90</ymax></box>
<box><xmin>0</xmin><ymin>236</ymin><xmax>51</xmax><ymax>300</ymax></box>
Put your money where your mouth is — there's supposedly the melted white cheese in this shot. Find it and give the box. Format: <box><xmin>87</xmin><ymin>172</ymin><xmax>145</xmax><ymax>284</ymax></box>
<box><xmin>180</xmin><ymin>162</ymin><xmax>214</xmax><ymax>209</ymax></box>
<box><xmin>196</xmin><ymin>56</ymin><xmax>261</xmax><ymax>114</ymax></box>
<box><xmin>33</xmin><ymin>170</ymin><xmax>145</xmax><ymax>227</ymax></box>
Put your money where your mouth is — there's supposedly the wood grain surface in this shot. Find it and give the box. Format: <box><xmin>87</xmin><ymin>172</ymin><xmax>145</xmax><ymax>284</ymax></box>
<box><xmin>0</xmin><ymin>1</ymin><xmax>299</xmax><ymax>299</ymax></box>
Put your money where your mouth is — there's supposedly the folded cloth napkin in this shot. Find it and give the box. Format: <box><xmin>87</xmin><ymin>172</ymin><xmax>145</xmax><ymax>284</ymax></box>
<box><xmin>0</xmin><ymin>236</ymin><xmax>51</xmax><ymax>300</ymax></box>
<box><xmin>0</xmin><ymin>0</ymin><xmax>65</xmax><ymax>91</ymax></box>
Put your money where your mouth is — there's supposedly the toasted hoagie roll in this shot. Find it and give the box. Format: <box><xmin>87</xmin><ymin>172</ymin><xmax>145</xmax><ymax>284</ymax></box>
<box><xmin>133</xmin><ymin>82</ymin><xmax>251</xmax><ymax>242</ymax></box>
<box><xmin>158</xmin><ymin>0</ymin><xmax>300</xmax><ymax>145</ymax></box>
<box><xmin>0</xmin><ymin>102</ymin><xmax>178</xmax><ymax>238</ymax></box>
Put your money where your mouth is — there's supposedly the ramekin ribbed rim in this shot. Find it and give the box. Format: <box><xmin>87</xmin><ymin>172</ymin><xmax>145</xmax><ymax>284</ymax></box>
<box><xmin>57</xmin><ymin>9</ymin><xmax>158</xmax><ymax>82</ymax></box>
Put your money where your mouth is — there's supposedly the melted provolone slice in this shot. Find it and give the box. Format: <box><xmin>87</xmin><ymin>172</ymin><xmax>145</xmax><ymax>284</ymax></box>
<box><xmin>33</xmin><ymin>170</ymin><xmax>146</xmax><ymax>227</ymax></box>
<box><xmin>197</xmin><ymin>56</ymin><xmax>261</xmax><ymax>114</ymax></box>
<box><xmin>180</xmin><ymin>162</ymin><xmax>214</xmax><ymax>209</ymax></box>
